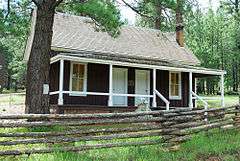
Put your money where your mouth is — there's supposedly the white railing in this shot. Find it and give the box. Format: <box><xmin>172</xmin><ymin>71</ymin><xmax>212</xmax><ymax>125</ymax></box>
<box><xmin>50</xmin><ymin>91</ymin><xmax>153</xmax><ymax>98</ymax></box>
<box><xmin>154</xmin><ymin>89</ymin><xmax>170</xmax><ymax>111</ymax></box>
<box><xmin>191</xmin><ymin>91</ymin><xmax>208</xmax><ymax>110</ymax></box>
<box><xmin>191</xmin><ymin>91</ymin><xmax>208</xmax><ymax>121</ymax></box>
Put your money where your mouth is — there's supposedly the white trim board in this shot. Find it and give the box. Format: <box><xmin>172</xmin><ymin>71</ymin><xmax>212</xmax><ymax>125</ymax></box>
<box><xmin>50</xmin><ymin>90</ymin><xmax>154</xmax><ymax>98</ymax></box>
<box><xmin>51</xmin><ymin>54</ymin><xmax>226</xmax><ymax>76</ymax></box>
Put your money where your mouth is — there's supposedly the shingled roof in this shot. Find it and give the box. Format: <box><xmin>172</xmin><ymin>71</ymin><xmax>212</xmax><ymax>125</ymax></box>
<box><xmin>25</xmin><ymin>12</ymin><xmax>200</xmax><ymax>66</ymax></box>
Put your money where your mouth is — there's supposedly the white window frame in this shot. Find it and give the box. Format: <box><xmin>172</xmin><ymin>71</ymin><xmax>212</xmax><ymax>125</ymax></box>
<box><xmin>69</xmin><ymin>62</ymin><xmax>88</xmax><ymax>96</ymax></box>
<box><xmin>169</xmin><ymin>71</ymin><xmax>182</xmax><ymax>100</ymax></box>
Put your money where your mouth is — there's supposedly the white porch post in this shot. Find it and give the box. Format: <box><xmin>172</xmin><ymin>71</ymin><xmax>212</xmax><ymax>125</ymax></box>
<box><xmin>220</xmin><ymin>74</ymin><xmax>225</xmax><ymax>107</ymax></box>
<box><xmin>152</xmin><ymin>68</ymin><xmax>157</xmax><ymax>107</ymax></box>
<box><xmin>108</xmin><ymin>64</ymin><xmax>113</xmax><ymax>106</ymax></box>
<box><xmin>58</xmin><ymin>59</ymin><xmax>64</xmax><ymax>105</ymax></box>
<box><xmin>194</xmin><ymin>78</ymin><xmax>197</xmax><ymax>108</ymax></box>
<box><xmin>189</xmin><ymin>72</ymin><xmax>193</xmax><ymax>109</ymax></box>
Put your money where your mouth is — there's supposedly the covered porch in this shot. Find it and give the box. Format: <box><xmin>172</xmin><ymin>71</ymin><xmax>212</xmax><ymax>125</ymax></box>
<box><xmin>49</xmin><ymin>54</ymin><xmax>226</xmax><ymax>113</ymax></box>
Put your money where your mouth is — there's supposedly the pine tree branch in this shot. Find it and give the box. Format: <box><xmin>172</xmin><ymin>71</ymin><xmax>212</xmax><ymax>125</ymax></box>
<box><xmin>121</xmin><ymin>0</ymin><xmax>154</xmax><ymax>20</ymax></box>
<box><xmin>229</xmin><ymin>0</ymin><xmax>236</xmax><ymax>5</ymax></box>
<box><xmin>51</xmin><ymin>0</ymin><xmax>64</xmax><ymax>10</ymax></box>
<box><xmin>31</xmin><ymin>0</ymin><xmax>41</xmax><ymax>8</ymax></box>
<box><xmin>4</xmin><ymin>0</ymin><xmax>11</xmax><ymax>18</ymax></box>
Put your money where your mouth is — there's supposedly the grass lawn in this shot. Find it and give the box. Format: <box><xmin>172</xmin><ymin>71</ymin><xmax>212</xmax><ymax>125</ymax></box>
<box><xmin>197</xmin><ymin>95</ymin><xmax>239</xmax><ymax>108</ymax></box>
<box><xmin>0</xmin><ymin>129</ymin><xmax>240</xmax><ymax>161</ymax></box>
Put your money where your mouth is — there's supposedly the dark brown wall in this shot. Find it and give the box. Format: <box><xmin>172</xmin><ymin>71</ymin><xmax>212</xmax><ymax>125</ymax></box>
<box><xmin>50</xmin><ymin>61</ymin><xmax>193</xmax><ymax>107</ymax></box>
<box><xmin>127</xmin><ymin>67</ymin><xmax>135</xmax><ymax>106</ymax></box>
<box><xmin>50</xmin><ymin>61</ymin><xmax>109</xmax><ymax>105</ymax></box>
<box><xmin>65</xmin><ymin>62</ymin><xmax>109</xmax><ymax>105</ymax></box>
<box><xmin>154</xmin><ymin>71</ymin><xmax>189</xmax><ymax>107</ymax></box>
<box><xmin>49</xmin><ymin>62</ymin><xmax>59</xmax><ymax>104</ymax></box>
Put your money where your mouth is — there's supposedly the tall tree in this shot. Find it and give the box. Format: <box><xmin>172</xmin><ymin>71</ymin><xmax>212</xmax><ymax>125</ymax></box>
<box><xmin>221</xmin><ymin>0</ymin><xmax>240</xmax><ymax>92</ymax></box>
<box><xmin>6</xmin><ymin>0</ymin><xmax>122</xmax><ymax>114</ymax></box>
<box><xmin>0</xmin><ymin>1</ymin><xmax>29</xmax><ymax>91</ymax></box>
<box><xmin>121</xmin><ymin>0</ymin><xmax>176</xmax><ymax>31</ymax></box>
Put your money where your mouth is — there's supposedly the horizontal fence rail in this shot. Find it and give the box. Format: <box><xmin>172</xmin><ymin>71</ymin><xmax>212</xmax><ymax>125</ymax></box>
<box><xmin>0</xmin><ymin>105</ymin><xmax>239</xmax><ymax>157</ymax></box>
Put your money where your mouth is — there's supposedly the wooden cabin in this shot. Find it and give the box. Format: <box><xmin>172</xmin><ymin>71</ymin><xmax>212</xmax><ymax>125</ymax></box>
<box><xmin>24</xmin><ymin>12</ymin><xmax>226</xmax><ymax>114</ymax></box>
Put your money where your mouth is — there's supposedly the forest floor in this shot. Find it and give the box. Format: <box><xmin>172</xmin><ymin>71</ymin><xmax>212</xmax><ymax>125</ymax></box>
<box><xmin>0</xmin><ymin>93</ymin><xmax>25</xmax><ymax>114</ymax></box>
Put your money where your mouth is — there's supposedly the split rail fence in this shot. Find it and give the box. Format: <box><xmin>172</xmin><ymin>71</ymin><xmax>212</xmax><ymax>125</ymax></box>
<box><xmin>0</xmin><ymin>105</ymin><xmax>239</xmax><ymax>156</ymax></box>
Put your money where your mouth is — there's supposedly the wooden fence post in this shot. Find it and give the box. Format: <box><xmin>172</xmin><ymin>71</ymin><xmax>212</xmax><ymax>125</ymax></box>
<box><xmin>234</xmin><ymin>105</ymin><xmax>240</xmax><ymax>128</ymax></box>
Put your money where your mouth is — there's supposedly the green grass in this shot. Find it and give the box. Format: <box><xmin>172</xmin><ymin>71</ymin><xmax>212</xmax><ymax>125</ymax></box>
<box><xmin>0</xmin><ymin>129</ymin><xmax>240</xmax><ymax>161</ymax></box>
<box><xmin>197</xmin><ymin>95</ymin><xmax>239</xmax><ymax>108</ymax></box>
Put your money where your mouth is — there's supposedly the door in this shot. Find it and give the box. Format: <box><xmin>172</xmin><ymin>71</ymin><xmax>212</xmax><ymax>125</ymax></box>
<box><xmin>112</xmin><ymin>68</ymin><xmax>128</xmax><ymax>106</ymax></box>
<box><xmin>135</xmin><ymin>70</ymin><xmax>150</xmax><ymax>106</ymax></box>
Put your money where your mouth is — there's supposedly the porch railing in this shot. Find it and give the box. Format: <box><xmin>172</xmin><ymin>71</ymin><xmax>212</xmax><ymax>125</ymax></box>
<box><xmin>51</xmin><ymin>91</ymin><xmax>171</xmax><ymax>109</ymax></box>
<box><xmin>191</xmin><ymin>91</ymin><xmax>208</xmax><ymax>110</ymax></box>
<box><xmin>154</xmin><ymin>89</ymin><xmax>170</xmax><ymax>111</ymax></box>
<box><xmin>191</xmin><ymin>91</ymin><xmax>208</xmax><ymax>121</ymax></box>
<box><xmin>50</xmin><ymin>91</ymin><xmax>154</xmax><ymax>98</ymax></box>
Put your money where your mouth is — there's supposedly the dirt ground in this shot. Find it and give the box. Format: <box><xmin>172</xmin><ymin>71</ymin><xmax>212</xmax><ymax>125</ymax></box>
<box><xmin>0</xmin><ymin>104</ymin><xmax>25</xmax><ymax>114</ymax></box>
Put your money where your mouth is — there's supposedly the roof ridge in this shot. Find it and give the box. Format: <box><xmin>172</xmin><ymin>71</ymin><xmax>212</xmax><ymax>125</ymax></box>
<box><xmin>55</xmin><ymin>12</ymin><xmax>175</xmax><ymax>35</ymax></box>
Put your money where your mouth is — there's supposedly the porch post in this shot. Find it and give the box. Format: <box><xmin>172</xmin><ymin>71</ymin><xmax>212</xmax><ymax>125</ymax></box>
<box><xmin>152</xmin><ymin>68</ymin><xmax>157</xmax><ymax>107</ymax></box>
<box><xmin>194</xmin><ymin>78</ymin><xmax>197</xmax><ymax>108</ymax></box>
<box><xmin>220</xmin><ymin>74</ymin><xmax>225</xmax><ymax>107</ymax></box>
<box><xmin>108</xmin><ymin>64</ymin><xmax>113</xmax><ymax>106</ymax></box>
<box><xmin>189</xmin><ymin>72</ymin><xmax>193</xmax><ymax>109</ymax></box>
<box><xmin>58</xmin><ymin>59</ymin><xmax>64</xmax><ymax>105</ymax></box>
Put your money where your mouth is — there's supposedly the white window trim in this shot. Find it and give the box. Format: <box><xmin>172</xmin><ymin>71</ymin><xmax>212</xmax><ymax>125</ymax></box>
<box><xmin>169</xmin><ymin>71</ymin><xmax>182</xmax><ymax>100</ymax></box>
<box><xmin>69</xmin><ymin>62</ymin><xmax>88</xmax><ymax>96</ymax></box>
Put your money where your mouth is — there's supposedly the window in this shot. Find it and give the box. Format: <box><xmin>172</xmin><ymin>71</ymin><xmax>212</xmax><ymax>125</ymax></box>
<box><xmin>70</xmin><ymin>62</ymin><xmax>87</xmax><ymax>94</ymax></box>
<box><xmin>169</xmin><ymin>72</ymin><xmax>181</xmax><ymax>100</ymax></box>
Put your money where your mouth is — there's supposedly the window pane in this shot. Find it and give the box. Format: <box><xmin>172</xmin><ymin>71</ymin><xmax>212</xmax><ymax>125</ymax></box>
<box><xmin>72</xmin><ymin>64</ymin><xmax>85</xmax><ymax>91</ymax></box>
<box><xmin>171</xmin><ymin>73</ymin><xmax>175</xmax><ymax>84</ymax></box>
<box><xmin>72</xmin><ymin>78</ymin><xmax>84</xmax><ymax>91</ymax></box>
<box><xmin>170</xmin><ymin>85</ymin><xmax>176</xmax><ymax>96</ymax></box>
<box><xmin>175</xmin><ymin>73</ymin><xmax>179</xmax><ymax>83</ymax></box>
<box><xmin>170</xmin><ymin>73</ymin><xmax>180</xmax><ymax>97</ymax></box>
<box><xmin>73</xmin><ymin>64</ymin><xmax>84</xmax><ymax>78</ymax></box>
<box><xmin>175</xmin><ymin>85</ymin><xmax>179</xmax><ymax>96</ymax></box>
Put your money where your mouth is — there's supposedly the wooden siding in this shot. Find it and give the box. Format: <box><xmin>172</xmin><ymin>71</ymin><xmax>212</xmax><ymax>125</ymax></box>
<box><xmin>50</xmin><ymin>61</ymin><xmax>194</xmax><ymax>108</ymax></box>
<box><xmin>65</xmin><ymin>62</ymin><xmax>109</xmax><ymax>105</ymax></box>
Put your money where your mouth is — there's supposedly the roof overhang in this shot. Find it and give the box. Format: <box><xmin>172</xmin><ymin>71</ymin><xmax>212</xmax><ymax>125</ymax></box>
<box><xmin>51</xmin><ymin>54</ymin><xmax>226</xmax><ymax>76</ymax></box>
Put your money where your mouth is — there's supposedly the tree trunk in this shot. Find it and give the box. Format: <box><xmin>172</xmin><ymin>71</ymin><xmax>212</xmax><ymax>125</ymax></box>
<box><xmin>176</xmin><ymin>0</ymin><xmax>184</xmax><ymax>47</ymax></box>
<box><xmin>154</xmin><ymin>2</ymin><xmax>162</xmax><ymax>29</ymax></box>
<box><xmin>6</xmin><ymin>74</ymin><xmax>11</xmax><ymax>90</ymax></box>
<box><xmin>25</xmin><ymin>2</ymin><xmax>56</xmax><ymax>114</ymax></box>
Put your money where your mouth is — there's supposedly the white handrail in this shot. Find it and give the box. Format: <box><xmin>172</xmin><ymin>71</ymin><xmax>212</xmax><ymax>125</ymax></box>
<box><xmin>191</xmin><ymin>91</ymin><xmax>208</xmax><ymax>121</ymax></box>
<box><xmin>51</xmin><ymin>91</ymin><xmax>154</xmax><ymax>98</ymax></box>
<box><xmin>191</xmin><ymin>91</ymin><xmax>208</xmax><ymax>110</ymax></box>
<box><xmin>154</xmin><ymin>89</ymin><xmax>170</xmax><ymax>111</ymax></box>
